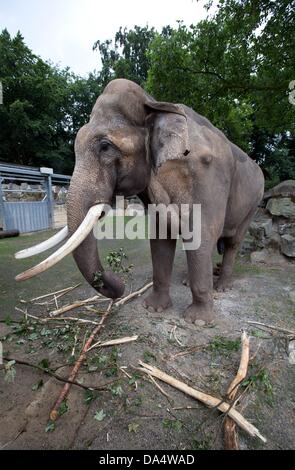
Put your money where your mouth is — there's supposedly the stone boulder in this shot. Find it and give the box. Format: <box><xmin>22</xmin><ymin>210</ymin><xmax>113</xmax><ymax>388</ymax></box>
<box><xmin>266</xmin><ymin>197</ymin><xmax>295</xmax><ymax>218</ymax></box>
<box><xmin>281</xmin><ymin>234</ymin><xmax>295</xmax><ymax>257</ymax></box>
<box><xmin>241</xmin><ymin>180</ymin><xmax>295</xmax><ymax>261</ymax></box>
<box><xmin>264</xmin><ymin>180</ymin><xmax>295</xmax><ymax>200</ymax></box>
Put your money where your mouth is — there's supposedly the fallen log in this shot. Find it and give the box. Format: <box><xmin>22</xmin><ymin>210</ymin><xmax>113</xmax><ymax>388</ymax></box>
<box><xmin>0</xmin><ymin>229</ymin><xmax>19</xmax><ymax>239</ymax></box>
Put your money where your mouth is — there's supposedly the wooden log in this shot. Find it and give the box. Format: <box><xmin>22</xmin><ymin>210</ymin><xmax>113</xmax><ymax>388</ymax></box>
<box><xmin>0</xmin><ymin>229</ymin><xmax>19</xmax><ymax>239</ymax></box>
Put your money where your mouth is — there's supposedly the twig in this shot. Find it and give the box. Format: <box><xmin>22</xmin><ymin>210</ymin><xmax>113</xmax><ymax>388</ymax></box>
<box><xmin>138</xmin><ymin>361</ymin><xmax>266</xmax><ymax>443</ymax></box>
<box><xmin>23</xmin><ymin>312</ymin><xmax>100</xmax><ymax>326</ymax></box>
<box><xmin>30</xmin><ymin>284</ymin><xmax>81</xmax><ymax>302</ymax></box>
<box><xmin>49</xmin><ymin>295</ymin><xmax>102</xmax><ymax>317</ymax></box>
<box><xmin>120</xmin><ymin>367</ymin><xmax>138</xmax><ymax>390</ymax></box>
<box><xmin>3</xmin><ymin>357</ymin><xmax>108</xmax><ymax>392</ymax></box>
<box><xmin>170</xmin><ymin>326</ymin><xmax>184</xmax><ymax>347</ymax></box>
<box><xmin>246</xmin><ymin>321</ymin><xmax>295</xmax><ymax>338</ymax></box>
<box><xmin>224</xmin><ymin>331</ymin><xmax>250</xmax><ymax>450</ymax></box>
<box><xmin>169</xmin><ymin>344</ymin><xmax>206</xmax><ymax>359</ymax></box>
<box><xmin>114</xmin><ymin>282</ymin><xmax>153</xmax><ymax>307</ymax></box>
<box><xmin>148</xmin><ymin>374</ymin><xmax>173</xmax><ymax>402</ymax></box>
<box><xmin>87</xmin><ymin>335</ymin><xmax>138</xmax><ymax>352</ymax></box>
<box><xmin>49</xmin><ymin>300</ymin><xmax>114</xmax><ymax>422</ymax></box>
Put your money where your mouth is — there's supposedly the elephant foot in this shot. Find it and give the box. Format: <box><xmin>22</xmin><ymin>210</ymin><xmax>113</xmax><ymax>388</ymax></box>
<box><xmin>213</xmin><ymin>263</ymin><xmax>222</xmax><ymax>276</ymax></box>
<box><xmin>214</xmin><ymin>276</ymin><xmax>233</xmax><ymax>292</ymax></box>
<box><xmin>182</xmin><ymin>277</ymin><xmax>190</xmax><ymax>287</ymax></box>
<box><xmin>182</xmin><ymin>302</ymin><xmax>215</xmax><ymax>326</ymax></box>
<box><xmin>143</xmin><ymin>291</ymin><xmax>172</xmax><ymax>313</ymax></box>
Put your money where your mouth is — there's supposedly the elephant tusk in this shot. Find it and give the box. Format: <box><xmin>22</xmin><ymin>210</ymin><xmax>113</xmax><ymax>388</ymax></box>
<box><xmin>15</xmin><ymin>226</ymin><xmax>69</xmax><ymax>259</ymax></box>
<box><xmin>15</xmin><ymin>204</ymin><xmax>105</xmax><ymax>282</ymax></box>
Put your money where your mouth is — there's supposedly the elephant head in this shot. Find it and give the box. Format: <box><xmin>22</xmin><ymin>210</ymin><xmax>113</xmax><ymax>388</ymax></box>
<box><xmin>15</xmin><ymin>79</ymin><xmax>190</xmax><ymax>298</ymax></box>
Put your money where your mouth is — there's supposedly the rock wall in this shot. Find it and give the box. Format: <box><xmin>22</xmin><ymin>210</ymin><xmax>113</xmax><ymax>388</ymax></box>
<box><xmin>241</xmin><ymin>180</ymin><xmax>295</xmax><ymax>264</ymax></box>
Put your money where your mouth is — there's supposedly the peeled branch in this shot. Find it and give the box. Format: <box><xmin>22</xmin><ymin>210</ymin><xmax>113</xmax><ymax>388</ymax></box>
<box><xmin>138</xmin><ymin>361</ymin><xmax>266</xmax><ymax>443</ymax></box>
<box><xmin>223</xmin><ymin>331</ymin><xmax>250</xmax><ymax>450</ymax></box>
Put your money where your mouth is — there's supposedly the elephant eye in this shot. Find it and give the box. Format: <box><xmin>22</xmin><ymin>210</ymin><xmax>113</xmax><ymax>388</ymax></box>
<box><xmin>99</xmin><ymin>140</ymin><xmax>111</xmax><ymax>152</ymax></box>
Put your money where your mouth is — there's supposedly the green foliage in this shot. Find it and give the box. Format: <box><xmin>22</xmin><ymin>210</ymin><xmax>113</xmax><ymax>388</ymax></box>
<box><xmin>146</xmin><ymin>1</ymin><xmax>295</xmax><ymax>183</ymax></box>
<box><xmin>106</xmin><ymin>248</ymin><xmax>133</xmax><ymax>274</ymax></box>
<box><xmin>208</xmin><ymin>336</ymin><xmax>240</xmax><ymax>357</ymax></box>
<box><xmin>243</xmin><ymin>366</ymin><xmax>273</xmax><ymax>396</ymax></box>
<box><xmin>1</xmin><ymin>1</ymin><xmax>294</xmax><ymax>185</ymax></box>
<box><xmin>93</xmin><ymin>26</ymin><xmax>156</xmax><ymax>87</ymax></box>
<box><xmin>162</xmin><ymin>418</ymin><xmax>183</xmax><ymax>432</ymax></box>
<box><xmin>0</xmin><ymin>29</ymin><xmax>101</xmax><ymax>174</ymax></box>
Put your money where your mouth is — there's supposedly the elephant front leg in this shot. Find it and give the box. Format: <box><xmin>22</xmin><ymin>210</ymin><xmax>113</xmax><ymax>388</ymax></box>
<box><xmin>184</xmin><ymin>246</ymin><xmax>215</xmax><ymax>325</ymax></box>
<box><xmin>143</xmin><ymin>238</ymin><xmax>176</xmax><ymax>313</ymax></box>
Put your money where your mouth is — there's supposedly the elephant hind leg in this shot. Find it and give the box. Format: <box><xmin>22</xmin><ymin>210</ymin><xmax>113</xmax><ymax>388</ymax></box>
<box><xmin>215</xmin><ymin>209</ymin><xmax>256</xmax><ymax>292</ymax></box>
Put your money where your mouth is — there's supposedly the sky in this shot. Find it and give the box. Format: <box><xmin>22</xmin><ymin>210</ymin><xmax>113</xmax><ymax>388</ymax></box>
<box><xmin>0</xmin><ymin>0</ymin><xmax>209</xmax><ymax>76</ymax></box>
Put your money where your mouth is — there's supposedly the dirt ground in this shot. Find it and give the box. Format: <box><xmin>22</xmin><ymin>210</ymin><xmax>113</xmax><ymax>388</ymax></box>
<box><xmin>0</xmin><ymin>228</ymin><xmax>294</xmax><ymax>450</ymax></box>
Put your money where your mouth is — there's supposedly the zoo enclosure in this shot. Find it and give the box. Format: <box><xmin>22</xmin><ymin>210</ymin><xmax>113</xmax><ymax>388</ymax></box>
<box><xmin>0</xmin><ymin>163</ymin><xmax>71</xmax><ymax>233</ymax></box>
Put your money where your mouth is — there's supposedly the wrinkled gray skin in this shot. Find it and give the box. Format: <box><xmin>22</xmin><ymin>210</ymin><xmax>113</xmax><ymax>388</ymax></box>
<box><xmin>67</xmin><ymin>79</ymin><xmax>264</xmax><ymax>324</ymax></box>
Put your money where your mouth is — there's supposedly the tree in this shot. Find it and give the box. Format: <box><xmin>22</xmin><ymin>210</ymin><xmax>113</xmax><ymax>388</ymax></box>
<box><xmin>93</xmin><ymin>25</ymin><xmax>156</xmax><ymax>87</ymax></box>
<box><xmin>146</xmin><ymin>0</ymin><xmax>295</xmax><ymax>182</ymax></box>
<box><xmin>0</xmin><ymin>30</ymin><xmax>102</xmax><ymax>174</ymax></box>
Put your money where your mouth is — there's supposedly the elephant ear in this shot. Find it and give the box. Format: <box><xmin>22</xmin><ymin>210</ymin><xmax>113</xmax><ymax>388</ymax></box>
<box><xmin>144</xmin><ymin>101</ymin><xmax>190</xmax><ymax>169</ymax></box>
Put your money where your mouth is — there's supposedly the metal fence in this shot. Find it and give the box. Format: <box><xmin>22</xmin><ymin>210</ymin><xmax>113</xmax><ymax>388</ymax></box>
<box><xmin>0</xmin><ymin>163</ymin><xmax>71</xmax><ymax>233</ymax></box>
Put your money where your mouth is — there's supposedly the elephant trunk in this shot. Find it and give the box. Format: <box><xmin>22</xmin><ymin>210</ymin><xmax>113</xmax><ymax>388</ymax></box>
<box><xmin>67</xmin><ymin>175</ymin><xmax>125</xmax><ymax>300</ymax></box>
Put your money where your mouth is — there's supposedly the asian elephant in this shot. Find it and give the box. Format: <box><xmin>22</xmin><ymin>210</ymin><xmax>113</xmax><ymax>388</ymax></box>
<box><xmin>16</xmin><ymin>79</ymin><xmax>264</xmax><ymax>325</ymax></box>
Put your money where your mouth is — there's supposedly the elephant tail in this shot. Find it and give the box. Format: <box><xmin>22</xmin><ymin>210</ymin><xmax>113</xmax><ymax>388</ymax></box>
<box><xmin>217</xmin><ymin>237</ymin><xmax>225</xmax><ymax>255</ymax></box>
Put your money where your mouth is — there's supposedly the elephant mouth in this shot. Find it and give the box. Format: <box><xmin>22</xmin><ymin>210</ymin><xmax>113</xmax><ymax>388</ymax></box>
<box><xmin>14</xmin><ymin>203</ymin><xmax>107</xmax><ymax>281</ymax></box>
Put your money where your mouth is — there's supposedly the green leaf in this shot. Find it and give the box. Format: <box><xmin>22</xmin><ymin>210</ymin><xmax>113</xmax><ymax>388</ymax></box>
<box><xmin>110</xmin><ymin>384</ymin><xmax>123</xmax><ymax>397</ymax></box>
<box><xmin>45</xmin><ymin>421</ymin><xmax>55</xmax><ymax>433</ymax></box>
<box><xmin>94</xmin><ymin>409</ymin><xmax>106</xmax><ymax>422</ymax></box>
<box><xmin>162</xmin><ymin>418</ymin><xmax>183</xmax><ymax>432</ymax></box>
<box><xmin>128</xmin><ymin>422</ymin><xmax>140</xmax><ymax>433</ymax></box>
<box><xmin>84</xmin><ymin>389</ymin><xmax>98</xmax><ymax>405</ymax></box>
<box><xmin>38</xmin><ymin>358</ymin><xmax>50</xmax><ymax>370</ymax></box>
<box><xmin>58</xmin><ymin>400</ymin><xmax>69</xmax><ymax>416</ymax></box>
<box><xmin>32</xmin><ymin>379</ymin><xmax>43</xmax><ymax>391</ymax></box>
<box><xmin>27</xmin><ymin>333</ymin><xmax>38</xmax><ymax>341</ymax></box>
<box><xmin>4</xmin><ymin>315</ymin><xmax>12</xmax><ymax>326</ymax></box>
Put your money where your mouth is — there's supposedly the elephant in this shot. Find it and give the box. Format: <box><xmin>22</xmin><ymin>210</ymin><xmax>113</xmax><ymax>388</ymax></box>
<box><xmin>15</xmin><ymin>78</ymin><xmax>264</xmax><ymax>325</ymax></box>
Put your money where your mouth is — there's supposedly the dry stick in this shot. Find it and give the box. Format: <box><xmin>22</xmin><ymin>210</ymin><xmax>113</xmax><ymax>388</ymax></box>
<box><xmin>246</xmin><ymin>321</ymin><xmax>295</xmax><ymax>337</ymax></box>
<box><xmin>87</xmin><ymin>335</ymin><xmax>138</xmax><ymax>352</ymax></box>
<box><xmin>138</xmin><ymin>361</ymin><xmax>266</xmax><ymax>443</ymax></box>
<box><xmin>148</xmin><ymin>374</ymin><xmax>173</xmax><ymax>402</ymax></box>
<box><xmin>223</xmin><ymin>331</ymin><xmax>250</xmax><ymax>450</ymax></box>
<box><xmin>49</xmin><ymin>295</ymin><xmax>102</xmax><ymax>317</ymax></box>
<box><xmin>30</xmin><ymin>284</ymin><xmax>81</xmax><ymax>302</ymax></box>
<box><xmin>24</xmin><ymin>312</ymin><xmax>100</xmax><ymax>326</ymax></box>
<box><xmin>114</xmin><ymin>281</ymin><xmax>153</xmax><ymax>307</ymax></box>
<box><xmin>3</xmin><ymin>357</ymin><xmax>109</xmax><ymax>392</ymax></box>
<box><xmin>169</xmin><ymin>344</ymin><xmax>207</xmax><ymax>359</ymax></box>
<box><xmin>49</xmin><ymin>300</ymin><xmax>114</xmax><ymax>422</ymax></box>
